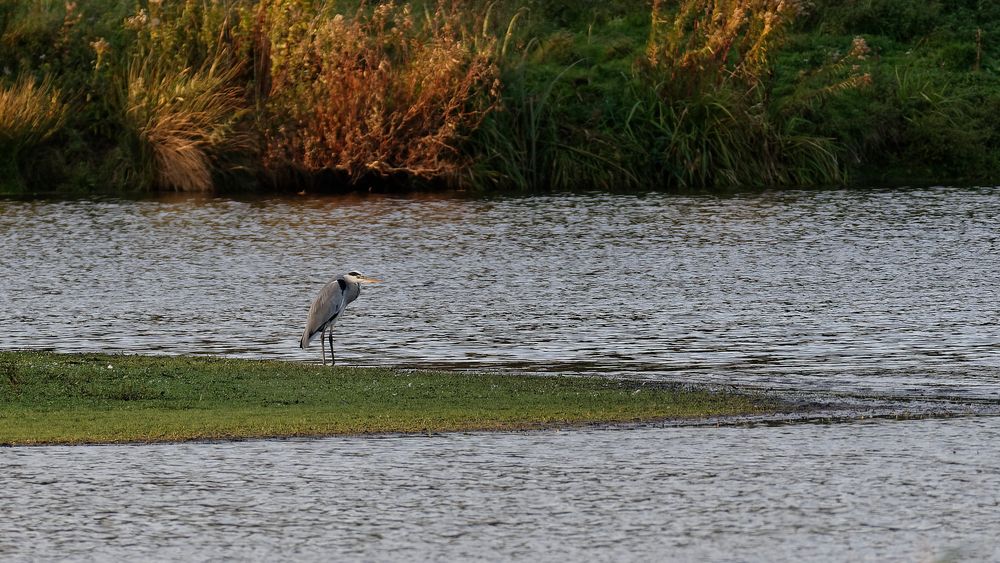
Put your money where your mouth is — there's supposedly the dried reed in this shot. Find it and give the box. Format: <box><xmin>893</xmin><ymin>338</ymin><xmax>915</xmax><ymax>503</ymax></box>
<box><xmin>118</xmin><ymin>1</ymin><xmax>251</xmax><ymax>191</ymax></box>
<box><xmin>0</xmin><ymin>74</ymin><xmax>67</xmax><ymax>152</ymax></box>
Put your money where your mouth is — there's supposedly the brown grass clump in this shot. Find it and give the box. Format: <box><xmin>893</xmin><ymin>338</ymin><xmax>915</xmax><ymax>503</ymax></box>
<box><xmin>122</xmin><ymin>57</ymin><xmax>249</xmax><ymax>191</ymax></box>
<box><xmin>257</xmin><ymin>1</ymin><xmax>500</xmax><ymax>185</ymax></box>
<box><xmin>118</xmin><ymin>1</ymin><xmax>252</xmax><ymax>192</ymax></box>
<box><xmin>0</xmin><ymin>74</ymin><xmax>67</xmax><ymax>153</ymax></box>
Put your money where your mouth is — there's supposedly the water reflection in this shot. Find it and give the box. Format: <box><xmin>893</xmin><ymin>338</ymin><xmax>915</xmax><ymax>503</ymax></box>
<box><xmin>1</xmin><ymin>188</ymin><xmax>999</xmax><ymax>400</ymax></box>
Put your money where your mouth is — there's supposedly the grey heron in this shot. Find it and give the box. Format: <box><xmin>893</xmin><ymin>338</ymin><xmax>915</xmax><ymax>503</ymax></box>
<box><xmin>300</xmin><ymin>271</ymin><xmax>382</xmax><ymax>365</ymax></box>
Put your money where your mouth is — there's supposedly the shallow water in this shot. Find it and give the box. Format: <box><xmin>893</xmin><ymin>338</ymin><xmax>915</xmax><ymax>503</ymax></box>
<box><xmin>2</xmin><ymin>417</ymin><xmax>999</xmax><ymax>562</ymax></box>
<box><xmin>2</xmin><ymin>188</ymin><xmax>999</xmax><ymax>402</ymax></box>
<box><xmin>3</xmin><ymin>188</ymin><xmax>1000</xmax><ymax>560</ymax></box>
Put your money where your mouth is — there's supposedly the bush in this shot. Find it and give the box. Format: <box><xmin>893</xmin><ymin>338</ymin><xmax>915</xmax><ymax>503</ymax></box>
<box><xmin>813</xmin><ymin>0</ymin><xmax>941</xmax><ymax>42</ymax></box>
<box><xmin>257</xmin><ymin>1</ymin><xmax>500</xmax><ymax>186</ymax></box>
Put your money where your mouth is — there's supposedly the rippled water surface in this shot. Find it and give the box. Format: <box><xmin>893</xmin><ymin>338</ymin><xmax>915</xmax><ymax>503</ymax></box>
<box><xmin>3</xmin><ymin>188</ymin><xmax>1000</xmax><ymax>560</ymax></box>
<box><xmin>3</xmin><ymin>418</ymin><xmax>999</xmax><ymax>561</ymax></box>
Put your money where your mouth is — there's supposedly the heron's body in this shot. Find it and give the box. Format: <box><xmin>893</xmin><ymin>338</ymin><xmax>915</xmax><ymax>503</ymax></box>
<box><xmin>300</xmin><ymin>271</ymin><xmax>380</xmax><ymax>365</ymax></box>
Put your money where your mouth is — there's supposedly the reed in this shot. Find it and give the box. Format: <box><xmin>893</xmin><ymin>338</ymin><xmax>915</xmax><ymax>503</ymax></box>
<box><xmin>881</xmin><ymin>66</ymin><xmax>985</xmax><ymax>177</ymax></box>
<box><xmin>118</xmin><ymin>56</ymin><xmax>249</xmax><ymax>191</ymax></box>
<box><xmin>2</xmin><ymin>0</ymin><xmax>998</xmax><ymax>192</ymax></box>
<box><xmin>475</xmin><ymin>64</ymin><xmax>642</xmax><ymax>192</ymax></box>
<box><xmin>646</xmin><ymin>0</ymin><xmax>803</xmax><ymax>97</ymax></box>
<box><xmin>469</xmin><ymin>2</ymin><xmax>647</xmax><ymax>192</ymax></box>
<box><xmin>113</xmin><ymin>1</ymin><xmax>251</xmax><ymax>191</ymax></box>
<box><xmin>0</xmin><ymin>73</ymin><xmax>68</xmax><ymax>187</ymax></box>
<box><xmin>0</xmin><ymin>73</ymin><xmax>67</xmax><ymax>151</ymax></box>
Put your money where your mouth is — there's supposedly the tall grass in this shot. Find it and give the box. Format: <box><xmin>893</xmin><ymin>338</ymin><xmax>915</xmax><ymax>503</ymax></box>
<box><xmin>2</xmin><ymin>0</ymin><xmax>996</xmax><ymax>192</ymax></box>
<box><xmin>881</xmin><ymin>66</ymin><xmax>987</xmax><ymax>176</ymax></box>
<box><xmin>470</xmin><ymin>2</ymin><xmax>646</xmax><ymax>192</ymax></box>
<box><xmin>118</xmin><ymin>55</ymin><xmax>250</xmax><ymax>191</ymax></box>
<box><xmin>627</xmin><ymin>0</ymin><xmax>846</xmax><ymax>188</ymax></box>
<box><xmin>475</xmin><ymin>60</ymin><xmax>642</xmax><ymax>191</ymax></box>
<box><xmin>0</xmin><ymin>74</ymin><xmax>68</xmax><ymax>186</ymax></box>
<box><xmin>647</xmin><ymin>0</ymin><xmax>813</xmax><ymax>93</ymax></box>
<box><xmin>0</xmin><ymin>74</ymin><xmax>67</xmax><ymax>151</ymax></box>
<box><xmin>113</xmin><ymin>1</ymin><xmax>251</xmax><ymax>191</ymax></box>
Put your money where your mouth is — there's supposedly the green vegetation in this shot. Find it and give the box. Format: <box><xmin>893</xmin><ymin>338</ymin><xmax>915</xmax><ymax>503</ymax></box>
<box><xmin>0</xmin><ymin>351</ymin><xmax>779</xmax><ymax>445</ymax></box>
<box><xmin>1</xmin><ymin>0</ymin><xmax>998</xmax><ymax>194</ymax></box>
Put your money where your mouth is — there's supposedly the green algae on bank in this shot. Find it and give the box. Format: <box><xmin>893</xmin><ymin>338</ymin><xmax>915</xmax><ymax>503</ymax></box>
<box><xmin>0</xmin><ymin>351</ymin><xmax>780</xmax><ymax>446</ymax></box>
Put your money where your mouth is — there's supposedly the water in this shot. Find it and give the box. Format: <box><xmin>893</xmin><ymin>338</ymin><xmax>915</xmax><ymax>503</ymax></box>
<box><xmin>3</xmin><ymin>187</ymin><xmax>1000</xmax><ymax>560</ymax></box>
<box><xmin>2</xmin><ymin>418</ymin><xmax>999</xmax><ymax>561</ymax></box>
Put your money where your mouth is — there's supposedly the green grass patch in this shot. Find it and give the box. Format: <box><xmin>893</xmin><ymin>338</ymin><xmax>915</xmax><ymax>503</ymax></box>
<box><xmin>0</xmin><ymin>351</ymin><xmax>779</xmax><ymax>445</ymax></box>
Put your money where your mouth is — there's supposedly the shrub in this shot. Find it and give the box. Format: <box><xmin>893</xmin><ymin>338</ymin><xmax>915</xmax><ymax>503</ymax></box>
<box><xmin>257</xmin><ymin>1</ymin><xmax>500</xmax><ymax>186</ymax></box>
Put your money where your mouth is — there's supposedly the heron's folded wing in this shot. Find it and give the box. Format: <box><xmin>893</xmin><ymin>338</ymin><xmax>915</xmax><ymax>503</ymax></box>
<box><xmin>303</xmin><ymin>279</ymin><xmax>348</xmax><ymax>341</ymax></box>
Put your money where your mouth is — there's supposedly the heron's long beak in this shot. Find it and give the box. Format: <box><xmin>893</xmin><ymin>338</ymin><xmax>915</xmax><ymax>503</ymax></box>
<box><xmin>359</xmin><ymin>275</ymin><xmax>383</xmax><ymax>284</ymax></box>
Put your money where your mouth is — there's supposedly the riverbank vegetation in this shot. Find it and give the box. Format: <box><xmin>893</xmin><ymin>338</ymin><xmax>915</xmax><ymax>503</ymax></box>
<box><xmin>2</xmin><ymin>0</ymin><xmax>998</xmax><ymax>194</ymax></box>
<box><xmin>0</xmin><ymin>351</ymin><xmax>779</xmax><ymax>445</ymax></box>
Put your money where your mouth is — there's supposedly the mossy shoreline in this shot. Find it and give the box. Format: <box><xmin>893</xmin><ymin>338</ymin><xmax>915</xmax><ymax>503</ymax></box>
<box><xmin>0</xmin><ymin>351</ymin><xmax>784</xmax><ymax>446</ymax></box>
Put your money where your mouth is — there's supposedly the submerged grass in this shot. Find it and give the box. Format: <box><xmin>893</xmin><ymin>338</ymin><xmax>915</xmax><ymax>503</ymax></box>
<box><xmin>0</xmin><ymin>351</ymin><xmax>778</xmax><ymax>446</ymax></box>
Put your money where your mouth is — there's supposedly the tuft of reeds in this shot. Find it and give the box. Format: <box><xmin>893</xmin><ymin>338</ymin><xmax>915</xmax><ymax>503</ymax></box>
<box><xmin>0</xmin><ymin>73</ymin><xmax>67</xmax><ymax>152</ymax></box>
<box><xmin>119</xmin><ymin>56</ymin><xmax>250</xmax><ymax>191</ymax></box>
<box><xmin>257</xmin><ymin>1</ymin><xmax>500</xmax><ymax>186</ymax></box>
<box><xmin>114</xmin><ymin>2</ymin><xmax>252</xmax><ymax>191</ymax></box>
<box><xmin>646</xmin><ymin>0</ymin><xmax>802</xmax><ymax>97</ymax></box>
<box><xmin>0</xmin><ymin>73</ymin><xmax>68</xmax><ymax>189</ymax></box>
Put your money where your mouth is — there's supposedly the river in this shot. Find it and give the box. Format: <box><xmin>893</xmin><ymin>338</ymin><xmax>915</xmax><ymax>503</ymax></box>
<box><xmin>2</xmin><ymin>187</ymin><xmax>999</xmax><ymax>560</ymax></box>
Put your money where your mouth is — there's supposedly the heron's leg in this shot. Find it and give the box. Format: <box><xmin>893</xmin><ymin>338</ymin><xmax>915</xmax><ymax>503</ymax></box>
<box><xmin>328</xmin><ymin>330</ymin><xmax>335</xmax><ymax>367</ymax></box>
<box><xmin>320</xmin><ymin>328</ymin><xmax>327</xmax><ymax>366</ymax></box>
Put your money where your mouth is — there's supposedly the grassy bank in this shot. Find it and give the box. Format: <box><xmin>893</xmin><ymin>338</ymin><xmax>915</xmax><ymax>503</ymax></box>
<box><xmin>2</xmin><ymin>0</ymin><xmax>998</xmax><ymax>194</ymax></box>
<box><xmin>0</xmin><ymin>351</ymin><xmax>779</xmax><ymax>445</ymax></box>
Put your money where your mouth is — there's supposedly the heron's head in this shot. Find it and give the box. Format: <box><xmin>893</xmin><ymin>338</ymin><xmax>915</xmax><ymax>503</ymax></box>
<box><xmin>346</xmin><ymin>270</ymin><xmax>382</xmax><ymax>284</ymax></box>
